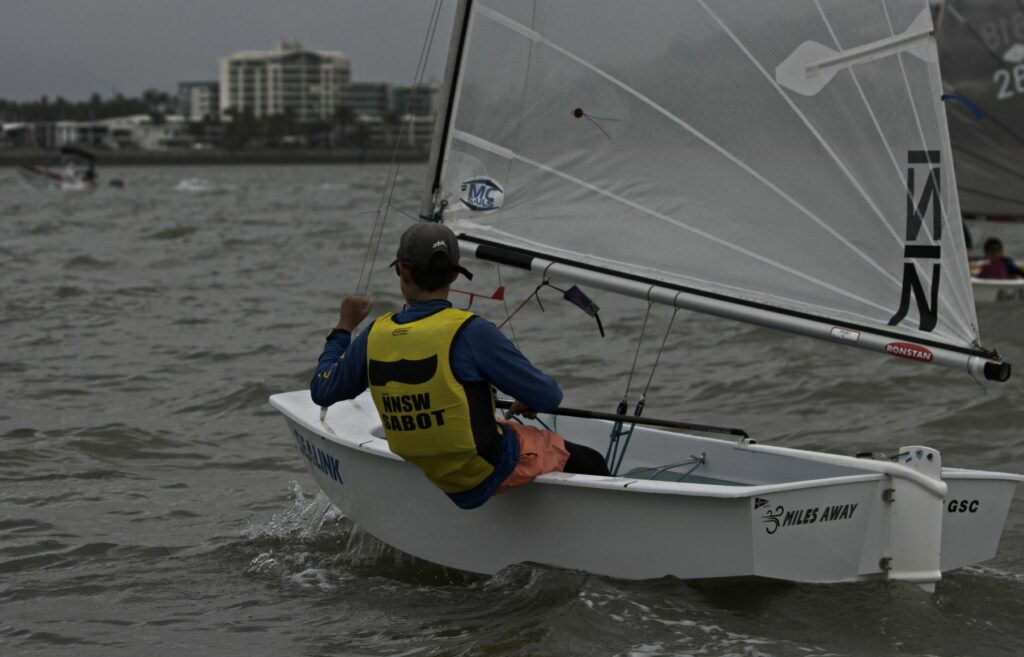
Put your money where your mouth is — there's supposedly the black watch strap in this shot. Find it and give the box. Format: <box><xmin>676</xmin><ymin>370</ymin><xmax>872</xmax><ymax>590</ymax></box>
<box><xmin>325</xmin><ymin>328</ymin><xmax>350</xmax><ymax>341</ymax></box>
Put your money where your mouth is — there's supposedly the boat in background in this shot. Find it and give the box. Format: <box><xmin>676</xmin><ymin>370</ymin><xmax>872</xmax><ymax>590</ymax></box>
<box><xmin>972</xmin><ymin>276</ymin><xmax>1024</xmax><ymax>302</ymax></box>
<box><xmin>272</xmin><ymin>0</ymin><xmax>1021</xmax><ymax>590</ymax></box>
<box><xmin>970</xmin><ymin>254</ymin><xmax>1024</xmax><ymax>301</ymax></box>
<box><xmin>15</xmin><ymin>146</ymin><xmax>98</xmax><ymax>192</ymax></box>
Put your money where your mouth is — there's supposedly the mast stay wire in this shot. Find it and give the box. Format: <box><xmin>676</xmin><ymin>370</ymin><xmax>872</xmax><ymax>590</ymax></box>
<box><xmin>606</xmin><ymin>295</ymin><xmax>653</xmax><ymax>469</ymax></box>
<box><xmin>355</xmin><ymin>0</ymin><xmax>445</xmax><ymax>295</ymax></box>
<box><xmin>607</xmin><ymin>292</ymin><xmax>683</xmax><ymax>475</ymax></box>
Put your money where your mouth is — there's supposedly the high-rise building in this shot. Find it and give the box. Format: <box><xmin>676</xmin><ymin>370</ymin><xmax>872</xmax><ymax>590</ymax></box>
<box><xmin>219</xmin><ymin>41</ymin><xmax>351</xmax><ymax>122</ymax></box>
<box><xmin>178</xmin><ymin>81</ymin><xmax>220</xmax><ymax>122</ymax></box>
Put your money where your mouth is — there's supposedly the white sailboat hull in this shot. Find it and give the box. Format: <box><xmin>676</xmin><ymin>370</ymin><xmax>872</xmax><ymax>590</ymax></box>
<box><xmin>270</xmin><ymin>390</ymin><xmax>1021</xmax><ymax>585</ymax></box>
<box><xmin>971</xmin><ymin>277</ymin><xmax>1024</xmax><ymax>303</ymax></box>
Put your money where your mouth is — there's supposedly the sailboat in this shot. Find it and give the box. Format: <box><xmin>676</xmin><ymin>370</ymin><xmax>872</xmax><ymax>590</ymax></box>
<box><xmin>271</xmin><ymin>0</ymin><xmax>1022</xmax><ymax>590</ymax></box>
<box><xmin>936</xmin><ymin>0</ymin><xmax>1024</xmax><ymax>301</ymax></box>
<box><xmin>16</xmin><ymin>146</ymin><xmax>98</xmax><ymax>192</ymax></box>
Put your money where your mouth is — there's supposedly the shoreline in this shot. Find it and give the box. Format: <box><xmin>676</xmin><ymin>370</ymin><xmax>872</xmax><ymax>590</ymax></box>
<box><xmin>0</xmin><ymin>148</ymin><xmax>429</xmax><ymax>166</ymax></box>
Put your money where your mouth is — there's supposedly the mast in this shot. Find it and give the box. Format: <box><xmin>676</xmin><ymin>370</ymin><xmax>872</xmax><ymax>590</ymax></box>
<box><xmin>420</xmin><ymin>0</ymin><xmax>473</xmax><ymax>220</ymax></box>
<box><xmin>460</xmin><ymin>236</ymin><xmax>1011</xmax><ymax>382</ymax></box>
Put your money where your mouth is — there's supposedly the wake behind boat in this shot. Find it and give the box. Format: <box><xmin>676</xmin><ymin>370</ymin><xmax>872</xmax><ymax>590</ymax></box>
<box><xmin>272</xmin><ymin>0</ymin><xmax>1022</xmax><ymax>590</ymax></box>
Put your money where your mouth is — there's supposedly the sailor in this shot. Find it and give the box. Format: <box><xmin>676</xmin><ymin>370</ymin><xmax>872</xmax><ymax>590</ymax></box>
<box><xmin>311</xmin><ymin>222</ymin><xmax>609</xmax><ymax>508</ymax></box>
<box><xmin>977</xmin><ymin>238</ymin><xmax>1024</xmax><ymax>279</ymax></box>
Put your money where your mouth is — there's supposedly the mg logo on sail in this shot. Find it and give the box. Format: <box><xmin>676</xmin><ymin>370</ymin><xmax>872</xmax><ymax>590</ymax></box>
<box><xmin>459</xmin><ymin>177</ymin><xmax>504</xmax><ymax>212</ymax></box>
<box><xmin>888</xmin><ymin>150</ymin><xmax>942</xmax><ymax>333</ymax></box>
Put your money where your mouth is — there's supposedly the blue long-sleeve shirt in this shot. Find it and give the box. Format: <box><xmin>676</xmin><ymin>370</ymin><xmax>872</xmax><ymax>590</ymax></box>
<box><xmin>310</xmin><ymin>299</ymin><xmax>562</xmax><ymax>508</ymax></box>
<box><xmin>311</xmin><ymin>300</ymin><xmax>562</xmax><ymax>410</ymax></box>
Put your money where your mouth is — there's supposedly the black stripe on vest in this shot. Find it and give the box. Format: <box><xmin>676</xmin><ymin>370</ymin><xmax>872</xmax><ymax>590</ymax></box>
<box><xmin>368</xmin><ymin>355</ymin><xmax>438</xmax><ymax>387</ymax></box>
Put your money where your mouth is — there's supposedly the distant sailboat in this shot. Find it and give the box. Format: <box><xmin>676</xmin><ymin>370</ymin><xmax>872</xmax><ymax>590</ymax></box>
<box><xmin>936</xmin><ymin>0</ymin><xmax>1024</xmax><ymax>301</ymax></box>
<box><xmin>272</xmin><ymin>0</ymin><xmax>1022</xmax><ymax>590</ymax></box>
<box><xmin>16</xmin><ymin>146</ymin><xmax>97</xmax><ymax>192</ymax></box>
<box><xmin>936</xmin><ymin>0</ymin><xmax>1024</xmax><ymax>218</ymax></box>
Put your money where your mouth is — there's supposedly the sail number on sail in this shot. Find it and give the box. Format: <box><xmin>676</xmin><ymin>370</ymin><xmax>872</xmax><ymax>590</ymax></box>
<box><xmin>994</xmin><ymin>65</ymin><xmax>1024</xmax><ymax>101</ymax></box>
<box><xmin>979</xmin><ymin>10</ymin><xmax>1024</xmax><ymax>101</ymax></box>
<box><xmin>977</xmin><ymin>11</ymin><xmax>1024</xmax><ymax>52</ymax></box>
<box><xmin>888</xmin><ymin>151</ymin><xmax>943</xmax><ymax>333</ymax></box>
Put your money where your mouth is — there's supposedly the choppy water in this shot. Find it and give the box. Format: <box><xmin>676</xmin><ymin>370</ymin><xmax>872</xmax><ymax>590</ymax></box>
<box><xmin>2</xmin><ymin>164</ymin><xmax>1023</xmax><ymax>657</ymax></box>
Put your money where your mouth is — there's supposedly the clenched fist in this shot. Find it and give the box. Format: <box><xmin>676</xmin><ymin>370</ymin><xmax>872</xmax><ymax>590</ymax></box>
<box><xmin>336</xmin><ymin>296</ymin><xmax>372</xmax><ymax>333</ymax></box>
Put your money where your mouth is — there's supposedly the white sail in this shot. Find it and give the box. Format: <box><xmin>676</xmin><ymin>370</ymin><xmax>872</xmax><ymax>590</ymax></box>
<box><xmin>937</xmin><ymin>0</ymin><xmax>1024</xmax><ymax>217</ymax></box>
<box><xmin>425</xmin><ymin>0</ymin><xmax>1001</xmax><ymax>369</ymax></box>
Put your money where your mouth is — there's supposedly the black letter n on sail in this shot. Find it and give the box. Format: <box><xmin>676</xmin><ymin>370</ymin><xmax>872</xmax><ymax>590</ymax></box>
<box><xmin>889</xmin><ymin>150</ymin><xmax>941</xmax><ymax>332</ymax></box>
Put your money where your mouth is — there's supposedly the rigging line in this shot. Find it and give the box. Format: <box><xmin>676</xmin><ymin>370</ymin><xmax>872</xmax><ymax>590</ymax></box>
<box><xmin>623</xmin><ymin>296</ymin><xmax>655</xmax><ymax>400</ymax></box>
<box><xmin>879</xmin><ymin>1</ymin><xmax>977</xmax><ymax>328</ymax></box>
<box><xmin>495</xmin><ymin>264</ymin><xmax>520</xmax><ymax>348</ymax></box>
<box><xmin>642</xmin><ymin>293</ymin><xmax>683</xmax><ymax>396</ymax></box>
<box><xmin>472</xmin><ymin>5</ymin><xmax>900</xmax><ymax>288</ymax></box>
<box><xmin>356</xmin><ymin>0</ymin><xmax>445</xmax><ymax>295</ymax></box>
<box><xmin>697</xmin><ymin>0</ymin><xmax>907</xmax><ymax>262</ymax></box>
<box><xmin>496</xmin><ymin>263</ymin><xmax>554</xmax><ymax>330</ymax></box>
<box><xmin>455</xmin><ymin>129</ymin><xmax>894</xmax><ymax>314</ymax></box>
<box><xmin>388</xmin><ymin>204</ymin><xmax>429</xmax><ymax>223</ymax></box>
<box><xmin>811</xmin><ymin>3</ymin><xmax>973</xmax><ymax>333</ymax></box>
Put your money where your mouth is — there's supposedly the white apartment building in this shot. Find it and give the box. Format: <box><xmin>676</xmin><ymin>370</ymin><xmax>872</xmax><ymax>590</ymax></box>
<box><xmin>178</xmin><ymin>81</ymin><xmax>220</xmax><ymax>122</ymax></box>
<box><xmin>219</xmin><ymin>41</ymin><xmax>351</xmax><ymax>122</ymax></box>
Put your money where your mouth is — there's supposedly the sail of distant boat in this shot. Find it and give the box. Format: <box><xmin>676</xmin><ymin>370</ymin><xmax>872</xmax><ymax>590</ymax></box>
<box><xmin>421</xmin><ymin>0</ymin><xmax>1010</xmax><ymax>380</ymax></box>
<box><xmin>936</xmin><ymin>0</ymin><xmax>1024</xmax><ymax>217</ymax></box>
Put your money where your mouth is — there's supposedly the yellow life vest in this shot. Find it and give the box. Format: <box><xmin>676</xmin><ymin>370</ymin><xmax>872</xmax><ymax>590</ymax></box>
<box><xmin>366</xmin><ymin>307</ymin><xmax>502</xmax><ymax>493</ymax></box>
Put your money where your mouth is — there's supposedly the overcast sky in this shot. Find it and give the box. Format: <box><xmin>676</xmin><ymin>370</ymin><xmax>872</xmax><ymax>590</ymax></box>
<box><xmin>0</xmin><ymin>0</ymin><xmax>457</xmax><ymax>101</ymax></box>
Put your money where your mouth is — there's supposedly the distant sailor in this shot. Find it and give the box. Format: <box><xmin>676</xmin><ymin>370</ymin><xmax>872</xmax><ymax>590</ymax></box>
<box><xmin>310</xmin><ymin>223</ymin><xmax>609</xmax><ymax>508</ymax></box>
<box><xmin>977</xmin><ymin>238</ymin><xmax>1024</xmax><ymax>280</ymax></box>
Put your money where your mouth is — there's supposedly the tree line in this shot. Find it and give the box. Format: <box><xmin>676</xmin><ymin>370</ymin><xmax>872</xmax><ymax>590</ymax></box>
<box><xmin>1</xmin><ymin>91</ymin><xmax>418</xmax><ymax>151</ymax></box>
<box><xmin>0</xmin><ymin>90</ymin><xmax>176</xmax><ymax>123</ymax></box>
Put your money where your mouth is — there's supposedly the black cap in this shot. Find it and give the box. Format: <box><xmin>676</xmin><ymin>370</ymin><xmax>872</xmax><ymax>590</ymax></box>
<box><xmin>390</xmin><ymin>222</ymin><xmax>473</xmax><ymax>280</ymax></box>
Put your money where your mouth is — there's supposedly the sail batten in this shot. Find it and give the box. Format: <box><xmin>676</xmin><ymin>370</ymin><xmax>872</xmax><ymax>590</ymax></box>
<box><xmin>428</xmin><ymin>0</ymin><xmax>1005</xmax><ymax>374</ymax></box>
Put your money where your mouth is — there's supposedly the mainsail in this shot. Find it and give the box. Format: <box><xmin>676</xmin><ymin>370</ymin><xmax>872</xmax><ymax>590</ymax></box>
<box><xmin>936</xmin><ymin>0</ymin><xmax>1024</xmax><ymax>217</ymax></box>
<box><xmin>423</xmin><ymin>0</ymin><xmax>1010</xmax><ymax>380</ymax></box>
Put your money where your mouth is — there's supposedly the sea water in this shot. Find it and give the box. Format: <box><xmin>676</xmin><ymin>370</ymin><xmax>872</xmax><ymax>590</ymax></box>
<box><xmin>2</xmin><ymin>164</ymin><xmax>1022</xmax><ymax>656</ymax></box>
